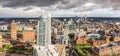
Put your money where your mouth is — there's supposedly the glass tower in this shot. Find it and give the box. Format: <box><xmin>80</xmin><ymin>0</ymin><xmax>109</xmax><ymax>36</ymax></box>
<box><xmin>37</xmin><ymin>14</ymin><xmax>51</xmax><ymax>46</ymax></box>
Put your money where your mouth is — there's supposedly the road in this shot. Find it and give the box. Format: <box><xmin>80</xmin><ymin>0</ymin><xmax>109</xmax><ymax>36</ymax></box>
<box><xmin>69</xmin><ymin>39</ymin><xmax>78</xmax><ymax>56</ymax></box>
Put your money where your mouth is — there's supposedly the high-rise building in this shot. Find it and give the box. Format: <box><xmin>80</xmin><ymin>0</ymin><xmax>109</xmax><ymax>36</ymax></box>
<box><xmin>37</xmin><ymin>14</ymin><xmax>51</xmax><ymax>46</ymax></box>
<box><xmin>10</xmin><ymin>20</ymin><xmax>17</xmax><ymax>39</ymax></box>
<box><xmin>80</xmin><ymin>17</ymin><xmax>83</xmax><ymax>21</ymax></box>
<box><xmin>0</xmin><ymin>33</ymin><xmax>2</xmax><ymax>48</ymax></box>
<box><xmin>84</xmin><ymin>15</ymin><xmax>87</xmax><ymax>21</ymax></box>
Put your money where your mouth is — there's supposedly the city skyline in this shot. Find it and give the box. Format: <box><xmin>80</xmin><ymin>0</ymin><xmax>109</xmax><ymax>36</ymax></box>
<box><xmin>0</xmin><ymin>0</ymin><xmax>120</xmax><ymax>56</ymax></box>
<box><xmin>0</xmin><ymin>14</ymin><xmax>119</xmax><ymax>56</ymax></box>
<box><xmin>0</xmin><ymin>0</ymin><xmax>120</xmax><ymax>17</ymax></box>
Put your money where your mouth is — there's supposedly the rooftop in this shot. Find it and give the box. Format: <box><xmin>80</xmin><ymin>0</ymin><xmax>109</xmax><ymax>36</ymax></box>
<box><xmin>86</xmin><ymin>34</ymin><xmax>101</xmax><ymax>39</ymax></box>
<box><xmin>76</xmin><ymin>31</ymin><xmax>86</xmax><ymax>35</ymax></box>
<box><xmin>34</xmin><ymin>44</ymin><xmax>64</xmax><ymax>56</ymax></box>
<box><xmin>95</xmin><ymin>41</ymin><xmax>120</xmax><ymax>50</ymax></box>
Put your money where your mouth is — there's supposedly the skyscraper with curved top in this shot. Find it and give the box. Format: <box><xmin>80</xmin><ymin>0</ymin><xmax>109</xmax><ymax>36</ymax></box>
<box><xmin>37</xmin><ymin>14</ymin><xmax>51</xmax><ymax>46</ymax></box>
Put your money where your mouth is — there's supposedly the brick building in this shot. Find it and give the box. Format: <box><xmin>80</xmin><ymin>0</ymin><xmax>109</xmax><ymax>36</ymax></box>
<box><xmin>86</xmin><ymin>27</ymin><xmax>91</xmax><ymax>33</ymax></box>
<box><xmin>93</xmin><ymin>42</ymin><xmax>120</xmax><ymax>56</ymax></box>
<box><xmin>57</xmin><ymin>24</ymin><xmax>63</xmax><ymax>31</ymax></box>
<box><xmin>111</xmin><ymin>37</ymin><xmax>119</xmax><ymax>42</ymax></box>
<box><xmin>22</xmin><ymin>30</ymin><xmax>36</xmax><ymax>41</ymax></box>
<box><xmin>75</xmin><ymin>31</ymin><xmax>87</xmax><ymax>44</ymax></box>
<box><xmin>76</xmin><ymin>37</ymin><xmax>87</xmax><ymax>44</ymax></box>
<box><xmin>76</xmin><ymin>32</ymin><xmax>86</xmax><ymax>38</ymax></box>
<box><xmin>88</xmin><ymin>36</ymin><xmax>110</xmax><ymax>46</ymax></box>
<box><xmin>75</xmin><ymin>33</ymin><xmax>112</xmax><ymax>46</ymax></box>
<box><xmin>10</xmin><ymin>20</ymin><xmax>17</xmax><ymax>39</ymax></box>
<box><xmin>0</xmin><ymin>33</ymin><xmax>2</xmax><ymax>48</ymax></box>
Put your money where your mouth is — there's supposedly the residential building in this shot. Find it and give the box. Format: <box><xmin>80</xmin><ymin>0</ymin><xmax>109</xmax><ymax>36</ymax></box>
<box><xmin>0</xmin><ymin>33</ymin><xmax>2</xmax><ymax>48</ymax></box>
<box><xmin>22</xmin><ymin>30</ymin><xmax>36</xmax><ymax>41</ymax></box>
<box><xmin>37</xmin><ymin>14</ymin><xmax>51</xmax><ymax>46</ymax></box>
<box><xmin>92</xmin><ymin>42</ymin><xmax>120</xmax><ymax>56</ymax></box>
<box><xmin>24</xmin><ymin>26</ymin><xmax>34</xmax><ymax>30</ymax></box>
<box><xmin>76</xmin><ymin>31</ymin><xmax>86</xmax><ymax>39</ymax></box>
<box><xmin>88</xmin><ymin>35</ymin><xmax>110</xmax><ymax>46</ymax></box>
<box><xmin>10</xmin><ymin>20</ymin><xmax>17</xmax><ymax>39</ymax></box>
<box><xmin>76</xmin><ymin>37</ymin><xmax>87</xmax><ymax>44</ymax></box>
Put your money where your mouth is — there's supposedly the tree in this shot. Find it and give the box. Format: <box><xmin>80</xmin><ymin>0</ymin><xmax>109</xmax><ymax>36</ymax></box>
<box><xmin>3</xmin><ymin>44</ymin><xmax>12</xmax><ymax>50</ymax></box>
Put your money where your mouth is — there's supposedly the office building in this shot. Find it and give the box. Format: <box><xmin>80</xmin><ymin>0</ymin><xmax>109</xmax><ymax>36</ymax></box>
<box><xmin>68</xmin><ymin>18</ymin><xmax>73</xmax><ymax>25</ymax></box>
<box><xmin>0</xmin><ymin>25</ymin><xmax>8</xmax><ymax>31</ymax></box>
<box><xmin>69</xmin><ymin>24</ymin><xmax>76</xmax><ymax>31</ymax></box>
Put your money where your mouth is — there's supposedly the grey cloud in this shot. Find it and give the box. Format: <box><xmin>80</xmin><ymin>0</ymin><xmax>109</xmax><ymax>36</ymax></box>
<box><xmin>0</xmin><ymin>0</ymin><xmax>89</xmax><ymax>9</ymax></box>
<box><xmin>73</xmin><ymin>5</ymin><xmax>97</xmax><ymax>12</ymax></box>
<box><xmin>0</xmin><ymin>0</ymin><xmax>60</xmax><ymax>8</ymax></box>
<box><xmin>91</xmin><ymin>0</ymin><xmax>120</xmax><ymax>10</ymax></box>
<box><xmin>0</xmin><ymin>0</ymin><xmax>120</xmax><ymax>11</ymax></box>
<box><xmin>57</xmin><ymin>0</ymin><xmax>89</xmax><ymax>9</ymax></box>
<box><xmin>23</xmin><ymin>7</ymin><xmax>33</xmax><ymax>11</ymax></box>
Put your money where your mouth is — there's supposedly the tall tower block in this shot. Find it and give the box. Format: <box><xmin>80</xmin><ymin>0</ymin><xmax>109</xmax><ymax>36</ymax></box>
<box><xmin>10</xmin><ymin>20</ymin><xmax>17</xmax><ymax>39</ymax></box>
<box><xmin>37</xmin><ymin>14</ymin><xmax>51</xmax><ymax>46</ymax></box>
<box><xmin>84</xmin><ymin>15</ymin><xmax>87</xmax><ymax>21</ymax></box>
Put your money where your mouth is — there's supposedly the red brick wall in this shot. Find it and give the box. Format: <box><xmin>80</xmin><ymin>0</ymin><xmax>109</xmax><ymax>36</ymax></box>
<box><xmin>0</xmin><ymin>34</ymin><xmax>2</xmax><ymax>48</ymax></box>
<box><xmin>10</xmin><ymin>21</ymin><xmax>17</xmax><ymax>39</ymax></box>
<box><xmin>22</xmin><ymin>30</ymin><xmax>35</xmax><ymax>41</ymax></box>
<box><xmin>76</xmin><ymin>37</ymin><xmax>87</xmax><ymax>44</ymax></box>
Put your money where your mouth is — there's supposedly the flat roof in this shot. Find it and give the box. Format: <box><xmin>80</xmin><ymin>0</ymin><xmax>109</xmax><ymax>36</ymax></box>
<box><xmin>95</xmin><ymin>42</ymin><xmax>117</xmax><ymax>49</ymax></box>
<box><xmin>76</xmin><ymin>31</ymin><xmax>86</xmax><ymax>34</ymax></box>
<box><xmin>86</xmin><ymin>34</ymin><xmax>100</xmax><ymax>39</ymax></box>
<box><xmin>34</xmin><ymin>44</ymin><xmax>64</xmax><ymax>56</ymax></box>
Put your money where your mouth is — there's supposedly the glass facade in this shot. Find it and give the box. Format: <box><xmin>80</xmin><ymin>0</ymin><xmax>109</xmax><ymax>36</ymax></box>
<box><xmin>37</xmin><ymin>14</ymin><xmax>51</xmax><ymax>46</ymax></box>
<box><xmin>37</xmin><ymin>21</ymin><xmax>46</xmax><ymax>45</ymax></box>
<box><xmin>69</xmin><ymin>24</ymin><xmax>76</xmax><ymax>30</ymax></box>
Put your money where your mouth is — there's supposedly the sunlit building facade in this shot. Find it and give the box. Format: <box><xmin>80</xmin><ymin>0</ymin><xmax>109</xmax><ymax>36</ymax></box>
<box><xmin>0</xmin><ymin>33</ymin><xmax>2</xmax><ymax>48</ymax></box>
<box><xmin>22</xmin><ymin>30</ymin><xmax>36</xmax><ymax>41</ymax></box>
<box><xmin>10</xmin><ymin>20</ymin><xmax>17</xmax><ymax>39</ymax></box>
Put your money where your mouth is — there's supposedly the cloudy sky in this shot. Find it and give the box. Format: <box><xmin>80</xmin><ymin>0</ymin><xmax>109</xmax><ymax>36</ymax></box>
<box><xmin>0</xmin><ymin>0</ymin><xmax>120</xmax><ymax>17</ymax></box>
